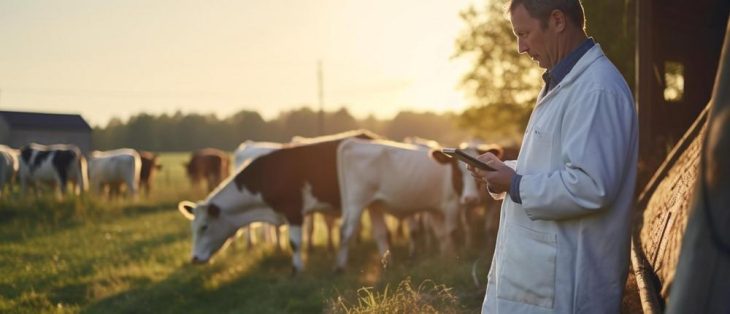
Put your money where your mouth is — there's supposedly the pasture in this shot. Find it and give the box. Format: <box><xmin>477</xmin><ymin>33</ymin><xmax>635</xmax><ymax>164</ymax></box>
<box><xmin>1</xmin><ymin>152</ymin><xmax>493</xmax><ymax>313</ymax></box>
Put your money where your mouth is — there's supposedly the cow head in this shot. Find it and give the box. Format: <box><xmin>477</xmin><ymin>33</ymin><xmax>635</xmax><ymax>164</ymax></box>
<box><xmin>429</xmin><ymin>150</ymin><xmax>482</xmax><ymax>207</ymax></box>
<box><xmin>178</xmin><ymin>200</ymin><xmax>236</xmax><ymax>264</ymax></box>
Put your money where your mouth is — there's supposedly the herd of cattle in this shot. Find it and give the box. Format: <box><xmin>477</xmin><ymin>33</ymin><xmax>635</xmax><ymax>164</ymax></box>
<box><xmin>0</xmin><ymin>129</ymin><xmax>518</xmax><ymax>273</ymax></box>
<box><xmin>177</xmin><ymin>130</ymin><xmax>518</xmax><ymax>273</ymax></box>
<box><xmin>0</xmin><ymin>144</ymin><xmax>162</xmax><ymax>198</ymax></box>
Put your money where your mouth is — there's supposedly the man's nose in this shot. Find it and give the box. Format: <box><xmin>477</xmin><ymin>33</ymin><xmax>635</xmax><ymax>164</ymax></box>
<box><xmin>518</xmin><ymin>38</ymin><xmax>528</xmax><ymax>54</ymax></box>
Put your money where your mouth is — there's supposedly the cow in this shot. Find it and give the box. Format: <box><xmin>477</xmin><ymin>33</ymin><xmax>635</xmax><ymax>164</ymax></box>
<box><xmin>177</xmin><ymin>130</ymin><xmax>379</xmax><ymax>272</ymax></box>
<box><xmin>334</xmin><ymin>138</ymin><xmax>484</xmax><ymax>271</ymax></box>
<box><xmin>233</xmin><ymin>139</ymin><xmax>340</xmax><ymax>253</ymax></box>
<box><xmin>184</xmin><ymin>148</ymin><xmax>231</xmax><ymax>192</ymax></box>
<box><xmin>88</xmin><ymin>149</ymin><xmax>141</xmax><ymax>199</ymax></box>
<box><xmin>18</xmin><ymin>143</ymin><xmax>88</xmax><ymax>197</ymax></box>
<box><xmin>138</xmin><ymin>151</ymin><xmax>162</xmax><ymax>196</ymax></box>
<box><xmin>0</xmin><ymin>145</ymin><xmax>19</xmax><ymax>197</ymax></box>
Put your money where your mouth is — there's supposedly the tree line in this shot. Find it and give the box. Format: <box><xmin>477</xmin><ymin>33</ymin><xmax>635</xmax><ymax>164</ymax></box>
<box><xmin>92</xmin><ymin>107</ymin><xmax>475</xmax><ymax>152</ymax></box>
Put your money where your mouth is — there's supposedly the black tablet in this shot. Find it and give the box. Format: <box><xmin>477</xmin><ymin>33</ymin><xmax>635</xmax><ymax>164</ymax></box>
<box><xmin>441</xmin><ymin>148</ymin><xmax>496</xmax><ymax>171</ymax></box>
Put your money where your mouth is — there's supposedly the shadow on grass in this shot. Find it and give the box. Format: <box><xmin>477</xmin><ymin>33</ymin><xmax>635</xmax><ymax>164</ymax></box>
<box><xmin>81</xmin><ymin>240</ymin><xmax>417</xmax><ymax>314</ymax></box>
<box><xmin>81</xmin><ymin>239</ymin><xmax>489</xmax><ymax>314</ymax></box>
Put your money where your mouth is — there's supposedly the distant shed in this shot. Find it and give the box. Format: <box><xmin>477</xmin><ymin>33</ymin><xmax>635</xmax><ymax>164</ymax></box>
<box><xmin>0</xmin><ymin>110</ymin><xmax>92</xmax><ymax>153</ymax></box>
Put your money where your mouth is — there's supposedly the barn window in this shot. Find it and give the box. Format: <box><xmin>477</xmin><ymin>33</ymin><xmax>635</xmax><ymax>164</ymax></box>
<box><xmin>664</xmin><ymin>61</ymin><xmax>685</xmax><ymax>102</ymax></box>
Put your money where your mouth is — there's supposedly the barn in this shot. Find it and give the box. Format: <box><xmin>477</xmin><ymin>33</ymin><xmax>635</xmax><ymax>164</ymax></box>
<box><xmin>0</xmin><ymin>110</ymin><xmax>92</xmax><ymax>153</ymax></box>
<box><xmin>628</xmin><ymin>0</ymin><xmax>730</xmax><ymax>312</ymax></box>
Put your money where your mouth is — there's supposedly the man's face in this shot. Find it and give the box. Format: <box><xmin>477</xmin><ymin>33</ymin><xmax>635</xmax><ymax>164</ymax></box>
<box><xmin>510</xmin><ymin>4</ymin><xmax>556</xmax><ymax>69</ymax></box>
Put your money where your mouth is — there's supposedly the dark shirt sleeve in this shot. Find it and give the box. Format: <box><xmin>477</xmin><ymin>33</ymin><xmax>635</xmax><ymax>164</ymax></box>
<box><xmin>509</xmin><ymin>174</ymin><xmax>523</xmax><ymax>204</ymax></box>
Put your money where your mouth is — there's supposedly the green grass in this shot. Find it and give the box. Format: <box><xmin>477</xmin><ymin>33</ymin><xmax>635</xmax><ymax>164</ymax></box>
<box><xmin>0</xmin><ymin>152</ymin><xmax>492</xmax><ymax>313</ymax></box>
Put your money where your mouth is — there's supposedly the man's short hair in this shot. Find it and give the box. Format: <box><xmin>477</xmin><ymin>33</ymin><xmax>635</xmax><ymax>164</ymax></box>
<box><xmin>509</xmin><ymin>0</ymin><xmax>585</xmax><ymax>30</ymax></box>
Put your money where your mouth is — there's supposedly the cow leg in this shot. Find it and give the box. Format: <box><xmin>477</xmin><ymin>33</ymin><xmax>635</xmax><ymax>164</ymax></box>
<box><xmin>405</xmin><ymin>213</ymin><xmax>421</xmax><ymax>258</ymax></box>
<box><xmin>126</xmin><ymin>175</ymin><xmax>137</xmax><ymax>199</ymax></box>
<box><xmin>367</xmin><ymin>206</ymin><xmax>391</xmax><ymax>265</ymax></box>
<box><xmin>335</xmin><ymin>206</ymin><xmax>364</xmax><ymax>272</ymax></box>
<box><xmin>288</xmin><ymin>225</ymin><xmax>304</xmax><ymax>273</ymax></box>
<box><xmin>274</xmin><ymin>224</ymin><xmax>282</xmax><ymax>251</ymax></box>
<box><xmin>428</xmin><ymin>211</ymin><xmax>456</xmax><ymax>256</ymax></box>
<box><xmin>324</xmin><ymin>214</ymin><xmax>336</xmax><ymax>252</ymax></box>
<box><xmin>304</xmin><ymin>214</ymin><xmax>315</xmax><ymax>252</ymax></box>
<box><xmin>460</xmin><ymin>206</ymin><xmax>472</xmax><ymax>250</ymax></box>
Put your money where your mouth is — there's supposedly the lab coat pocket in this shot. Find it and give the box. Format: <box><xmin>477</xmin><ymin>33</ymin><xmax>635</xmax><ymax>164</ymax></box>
<box><xmin>497</xmin><ymin>223</ymin><xmax>557</xmax><ymax>309</ymax></box>
<box><xmin>522</xmin><ymin>126</ymin><xmax>553</xmax><ymax>171</ymax></box>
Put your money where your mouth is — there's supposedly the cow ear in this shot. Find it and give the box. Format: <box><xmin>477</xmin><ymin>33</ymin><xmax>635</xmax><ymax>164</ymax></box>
<box><xmin>430</xmin><ymin>150</ymin><xmax>452</xmax><ymax>164</ymax></box>
<box><xmin>207</xmin><ymin>204</ymin><xmax>221</xmax><ymax>218</ymax></box>
<box><xmin>178</xmin><ymin>201</ymin><xmax>196</xmax><ymax>220</ymax></box>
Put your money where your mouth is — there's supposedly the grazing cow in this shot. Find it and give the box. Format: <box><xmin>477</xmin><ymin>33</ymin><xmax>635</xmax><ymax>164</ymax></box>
<box><xmin>0</xmin><ymin>145</ymin><xmax>19</xmax><ymax>197</ymax></box>
<box><xmin>177</xmin><ymin>130</ymin><xmax>378</xmax><ymax>272</ymax></box>
<box><xmin>88</xmin><ymin>149</ymin><xmax>141</xmax><ymax>199</ymax></box>
<box><xmin>138</xmin><ymin>151</ymin><xmax>162</xmax><ymax>196</ymax></box>
<box><xmin>185</xmin><ymin>148</ymin><xmax>231</xmax><ymax>192</ymax></box>
<box><xmin>334</xmin><ymin>138</ymin><xmax>483</xmax><ymax>270</ymax></box>
<box><xmin>18</xmin><ymin>143</ymin><xmax>88</xmax><ymax>196</ymax></box>
<box><xmin>233</xmin><ymin>139</ymin><xmax>340</xmax><ymax>252</ymax></box>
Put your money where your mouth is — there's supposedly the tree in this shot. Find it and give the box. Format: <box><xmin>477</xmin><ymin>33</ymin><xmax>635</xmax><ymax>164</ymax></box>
<box><xmin>453</xmin><ymin>0</ymin><xmax>541</xmax><ymax>142</ymax></box>
<box><xmin>453</xmin><ymin>0</ymin><xmax>635</xmax><ymax>143</ymax></box>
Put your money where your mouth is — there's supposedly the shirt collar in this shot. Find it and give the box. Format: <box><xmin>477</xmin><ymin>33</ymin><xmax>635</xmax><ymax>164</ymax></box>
<box><xmin>543</xmin><ymin>38</ymin><xmax>595</xmax><ymax>90</ymax></box>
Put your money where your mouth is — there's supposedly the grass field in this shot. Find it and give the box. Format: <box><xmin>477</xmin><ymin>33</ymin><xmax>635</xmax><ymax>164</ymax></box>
<box><xmin>1</xmin><ymin>152</ymin><xmax>493</xmax><ymax>313</ymax></box>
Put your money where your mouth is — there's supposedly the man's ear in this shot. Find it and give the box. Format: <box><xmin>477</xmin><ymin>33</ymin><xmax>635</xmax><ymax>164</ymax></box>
<box><xmin>550</xmin><ymin>9</ymin><xmax>566</xmax><ymax>32</ymax></box>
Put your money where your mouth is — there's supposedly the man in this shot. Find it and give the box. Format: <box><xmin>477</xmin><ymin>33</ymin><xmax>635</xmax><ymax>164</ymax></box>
<box><xmin>468</xmin><ymin>0</ymin><xmax>638</xmax><ymax>313</ymax></box>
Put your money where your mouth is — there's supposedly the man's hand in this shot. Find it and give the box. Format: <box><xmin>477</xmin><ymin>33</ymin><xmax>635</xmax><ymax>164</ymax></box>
<box><xmin>467</xmin><ymin>152</ymin><xmax>515</xmax><ymax>194</ymax></box>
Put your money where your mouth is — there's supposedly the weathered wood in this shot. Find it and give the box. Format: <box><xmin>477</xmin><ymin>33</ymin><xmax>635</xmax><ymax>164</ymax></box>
<box><xmin>667</xmin><ymin>18</ymin><xmax>730</xmax><ymax>314</ymax></box>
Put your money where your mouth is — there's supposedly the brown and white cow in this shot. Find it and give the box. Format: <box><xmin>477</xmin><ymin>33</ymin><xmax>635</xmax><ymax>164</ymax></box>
<box><xmin>0</xmin><ymin>145</ymin><xmax>19</xmax><ymax>197</ymax></box>
<box><xmin>233</xmin><ymin>139</ymin><xmax>341</xmax><ymax>252</ymax></box>
<box><xmin>18</xmin><ymin>143</ymin><xmax>88</xmax><ymax>196</ymax></box>
<box><xmin>177</xmin><ymin>130</ymin><xmax>379</xmax><ymax>272</ymax></box>
<box><xmin>334</xmin><ymin>138</ymin><xmax>483</xmax><ymax>270</ymax></box>
<box><xmin>88</xmin><ymin>148</ymin><xmax>141</xmax><ymax>199</ymax></box>
<box><xmin>185</xmin><ymin>148</ymin><xmax>230</xmax><ymax>192</ymax></box>
<box><xmin>138</xmin><ymin>151</ymin><xmax>162</xmax><ymax>196</ymax></box>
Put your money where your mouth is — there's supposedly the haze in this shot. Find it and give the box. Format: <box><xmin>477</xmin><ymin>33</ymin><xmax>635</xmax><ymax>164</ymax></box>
<box><xmin>0</xmin><ymin>0</ymin><xmax>479</xmax><ymax>127</ymax></box>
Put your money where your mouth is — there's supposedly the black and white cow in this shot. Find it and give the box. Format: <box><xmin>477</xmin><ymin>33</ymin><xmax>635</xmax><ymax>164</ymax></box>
<box><xmin>334</xmin><ymin>138</ymin><xmax>483</xmax><ymax>270</ymax></box>
<box><xmin>0</xmin><ymin>145</ymin><xmax>19</xmax><ymax>197</ymax></box>
<box><xmin>177</xmin><ymin>130</ymin><xmax>379</xmax><ymax>272</ymax></box>
<box><xmin>88</xmin><ymin>148</ymin><xmax>141</xmax><ymax>199</ymax></box>
<box><xmin>18</xmin><ymin>143</ymin><xmax>88</xmax><ymax>196</ymax></box>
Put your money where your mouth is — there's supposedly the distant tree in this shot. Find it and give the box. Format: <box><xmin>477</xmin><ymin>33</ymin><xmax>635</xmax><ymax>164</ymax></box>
<box><xmin>227</xmin><ymin>110</ymin><xmax>268</xmax><ymax>145</ymax></box>
<box><xmin>453</xmin><ymin>0</ymin><xmax>540</xmax><ymax>141</ymax></box>
<box><xmin>324</xmin><ymin>107</ymin><xmax>359</xmax><ymax>134</ymax></box>
<box><xmin>385</xmin><ymin>111</ymin><xmax>470</xmax><ymax>146</ymax></box>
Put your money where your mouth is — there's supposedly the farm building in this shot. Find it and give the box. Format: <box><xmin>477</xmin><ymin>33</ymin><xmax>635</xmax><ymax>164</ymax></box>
<box><xmin>0</xmin><ymin>110</ymin><xmax>92</xmax><ymax>153</ymax></box>
<box><xmin>628</xmin><ymin>0</ymin><xmax>730</xmax><ymax>313</ymax></box>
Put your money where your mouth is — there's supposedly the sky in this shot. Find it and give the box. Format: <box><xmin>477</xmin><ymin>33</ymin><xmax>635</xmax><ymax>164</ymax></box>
<box><xmin>0</xmin><ymin>0</ymin><xmax>481</xmax><ymax>127</ymax></box>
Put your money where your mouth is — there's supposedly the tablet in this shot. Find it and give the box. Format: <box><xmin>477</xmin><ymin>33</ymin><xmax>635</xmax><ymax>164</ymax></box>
<box><xmin>441</xmin><ymin>148</ymin><xmax>496</xmax><ymax>171</ymax></box>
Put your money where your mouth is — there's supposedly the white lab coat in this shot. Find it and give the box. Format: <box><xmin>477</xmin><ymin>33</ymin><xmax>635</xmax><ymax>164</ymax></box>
<box><xmin>482</xmin><ymin>44</ymin><xmax>638</xmax><ymax>313</ymax></box>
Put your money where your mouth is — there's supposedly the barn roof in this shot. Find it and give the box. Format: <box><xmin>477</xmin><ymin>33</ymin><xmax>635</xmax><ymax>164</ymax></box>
<box><xmin>0</xmin><ymin>110</ymin><xmax>91</xmax><ymax>131</ymax></box>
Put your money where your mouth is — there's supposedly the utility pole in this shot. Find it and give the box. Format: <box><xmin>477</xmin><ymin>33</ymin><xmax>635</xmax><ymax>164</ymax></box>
<box><xmin>317</xmin><ymin>60</ymin><xmax>324</xmax><ymax>135</ymax></box>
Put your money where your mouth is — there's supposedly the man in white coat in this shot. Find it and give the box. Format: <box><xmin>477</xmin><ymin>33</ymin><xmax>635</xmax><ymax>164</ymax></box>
<box><xmin>469</xmin><ymin>0</ymin><xmax>638</xmax><ymax>313</ymax></box>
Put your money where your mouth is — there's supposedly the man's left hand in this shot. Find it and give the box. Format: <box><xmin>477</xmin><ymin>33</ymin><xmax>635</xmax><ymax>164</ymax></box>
<box><xmin>467</xmin><ymin>153</ymin><xmax>516</xmax><ymax>194</ymax></box>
